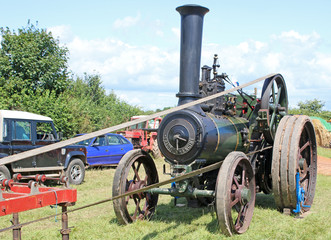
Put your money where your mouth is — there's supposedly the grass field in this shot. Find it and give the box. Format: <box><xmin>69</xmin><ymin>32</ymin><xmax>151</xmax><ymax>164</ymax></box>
<box><xmin>0</xmin><ymin>157</ymin><xmax>330</xmax><ymax>240</ymax></box>
<box><xmin>318</xmin><ymin>146</ymin><xmax>331</xmax><ymax>158</ymax></box>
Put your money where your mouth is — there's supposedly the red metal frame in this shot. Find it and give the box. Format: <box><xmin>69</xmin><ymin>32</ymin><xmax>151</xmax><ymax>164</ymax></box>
<box><xmin>0</xmin><ymin>175</ymin><xmax>77</xmax><ymax>240</ymax></box>
<box><xmin>0</xmin><ymin>185</ymin><xmax>77</xmax><ymax>216</ymax></box>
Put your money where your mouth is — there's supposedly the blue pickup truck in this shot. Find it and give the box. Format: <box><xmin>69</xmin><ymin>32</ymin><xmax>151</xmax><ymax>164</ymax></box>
<box><xmin>0</xmin><ymin>110</ymin><xmax>87</xmax><ymax>184</ymax></box>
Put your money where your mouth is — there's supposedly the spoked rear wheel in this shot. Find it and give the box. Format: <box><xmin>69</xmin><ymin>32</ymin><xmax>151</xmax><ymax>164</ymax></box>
<box><xmin>112</xmin><ymin>149</ymin><xmax>159</xmax><ymax>224</ymax></box>
<box><xmin>272</xmin><ymin>115</ymin><xmax>317</xmax><ymax>212</ymax></box>
<box><xmin>215</xmin><ymin>152</ymin><xmax>256</xmax><ymax>236</ymax></box>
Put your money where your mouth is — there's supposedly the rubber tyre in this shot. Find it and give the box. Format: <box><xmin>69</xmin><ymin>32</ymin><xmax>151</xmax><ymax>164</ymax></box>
<box><xmin>66</xmin><ymin>159</ymin><xmax>85</xmax><ymax>185</ymax></box>
<box><xmin>0</xmin><ymin>165</ymin><xmax>11</xmax><ymax>181</ymax></box>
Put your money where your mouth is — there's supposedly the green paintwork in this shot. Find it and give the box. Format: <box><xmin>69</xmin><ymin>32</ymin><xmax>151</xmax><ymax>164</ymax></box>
<box><xmin>145</xmin><ymin>187</ymin><xmax>215</xmax><ymax>198</ymax></box>
<box><xmin>200</xmin><ymin>115</ymin><xmax>249</xmax><ymax>163</ymax></box>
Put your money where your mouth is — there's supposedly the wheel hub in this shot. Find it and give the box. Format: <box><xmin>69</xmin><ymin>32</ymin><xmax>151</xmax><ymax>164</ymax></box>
<box><xmin>299</xmin><ymin>158</ymin><xmax>307</xmax><ymax>172</ymax></box>
<box><xmin>128</xmin><ymin>180</ymin><xmax>146</xmax><ymax>199</ymax></box>
<box><xmin>234</xmin><ymin>184</ymin><xmax>251</xmax><ymax>204</ymax></box>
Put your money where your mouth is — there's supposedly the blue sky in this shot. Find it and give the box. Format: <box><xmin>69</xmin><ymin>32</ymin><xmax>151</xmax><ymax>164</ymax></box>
<box><xmin>1</xmin><ymin>0</ymin><xmax>330</xmax><ymax>110</ymax></box>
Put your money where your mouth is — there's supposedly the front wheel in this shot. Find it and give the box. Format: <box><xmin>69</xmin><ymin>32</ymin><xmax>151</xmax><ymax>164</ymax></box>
<box><xmin>112</xmin><ymin>149</ymin><xmax>159</xmax><ymax>225</ymax></box>
<box><xmin>215</xmin><ymin>152</ymin><xmax>256</xmax><ymax>236</ymax></box>
<box><xmin>66</xmin><ymin>158</ymin><xmax>85</xmax><ymax>185</ymax></box>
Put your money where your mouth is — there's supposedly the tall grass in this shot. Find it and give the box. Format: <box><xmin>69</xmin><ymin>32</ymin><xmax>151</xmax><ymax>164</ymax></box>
<box><xmin>0</xmin><ymin>159</ymin><xmax>330</xmax><ymax>240</ymax></box>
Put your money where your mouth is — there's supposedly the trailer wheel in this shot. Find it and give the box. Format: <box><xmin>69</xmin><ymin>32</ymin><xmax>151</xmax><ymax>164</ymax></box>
<box><xmin>215</xmin><ymin>152</ymin><xmax>255</xmax><ymax>236</ymax></box>
<box><xmin>272</xmin><ymin>115</ymin><xmax>317</xmax><ymax>212</ymax></box>
<box><xmin>113</xmin><ymin>149</ymin><xmax>159</xmax><ymax>225</ymax></box>
<box><xmin>0</xmin><ymin>165</ymin><xmax>11</xmax><ymax>181</ymax></box>
<box><xmin>66</xmin><ymin>158</ymin><xmax>85</xmax><ymax>185</ymax></box>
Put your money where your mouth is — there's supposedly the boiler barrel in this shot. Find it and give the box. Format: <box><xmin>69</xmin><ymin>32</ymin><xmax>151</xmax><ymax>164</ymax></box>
<box><xmin>157</xmin><ymin>110</ymin><xmax>250</xmax><ymax>165</ymax></box>
<box><xmin>201</xmin><ymin>114</ymin><xmax>250</xmax><ymax>162</ymax></box>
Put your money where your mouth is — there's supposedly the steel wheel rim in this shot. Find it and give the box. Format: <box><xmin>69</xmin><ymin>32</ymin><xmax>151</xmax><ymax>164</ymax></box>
<box><xmin>272</xmin><ymin>116</ymin><xmax>317</xmax><ymax>212</ymax></box>
<box><xmin>289</xmin><ymin>119</ymin><xmax>317</xmax><ymax>210</ymax></box>
<box><xmin>216</xmin><ymin>152</ymin><xmax>256</xmax><ymax>236</ymax></box>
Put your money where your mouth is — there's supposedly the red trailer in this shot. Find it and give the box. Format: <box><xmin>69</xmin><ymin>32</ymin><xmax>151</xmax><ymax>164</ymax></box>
<box><xmin>0</xmin><ymin>174</ymin><xmax>77</xmax><ymax>240</ymax></box>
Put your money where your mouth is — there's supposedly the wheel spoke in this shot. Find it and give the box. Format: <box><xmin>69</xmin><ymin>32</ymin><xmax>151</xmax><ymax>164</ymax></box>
<box><xmin>269</xmin><ymin>86</ymin><xmax>282</xmax><ymax>130</ymax></box>
<box><xmin>132</xmin><ymin>162</ymin><xmax>141</xmax><ymax>181</ymax></box>
<box><xmin>126</xmin><ymin>195</ymin><xmax>130</xmax><ymax>204</ymax></box>
<box><xmin>271</xmin><ymin>82</ymin><xmax>276</xmax><ymax>104</ymax></box>
<box><xmin>133</xmin><ymin>197</ymin><xmax>142</xmax><ymax>219</ymax></box>
<box><xmin>300</xmin><ymin>141</ymin><xmax>310</xmax><ymax>154</ymax></box>
<box><xmin>274</xmin><ymin>86</ymin><xmax>282</xmax><ymax>106</ymax></box>
<box><xmin>234</xmin><ymin>205</ymin><xmax>245</xmax><ymax>230</ymax></box>
<box><xmin>300</xmin><ymin>166</ymin><xmax>311</xmax><ymax>182</ymax></box>
<box><xmin>241</xmin><ymin>169</ymin><xmax>246</xmax><ymax>186</ymax></box>
<box><xmin>231</xmin><ymin>197</ymin><xmax>240</xmax><ymax>207</ymax></box>
<box><xmin>112</xmin><ymin>152</ymin><xmax>158</xmax><ymax>224</ymax></box>
<box><xmin>233</xmin><ymin>176</ymin><xmax>240</xmax><ymax>188</ymax></box>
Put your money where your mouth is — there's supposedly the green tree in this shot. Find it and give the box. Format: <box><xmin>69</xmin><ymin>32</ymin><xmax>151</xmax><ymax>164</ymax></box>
<box><xmin>297</xmin><ymin>98</ymin><xmax>324</xmax><ymax>113</ymax></box>
<box><xmin>71</xmin><ymin>72</ymin><xmax>105</xmax><ymax>104</ymax></box>
<box><xmin>0</xmin><ymin>23</ymin><xmax>146</xmax><ymax>138</ymax></box>
<box><xmin>67</xmin><ymin>73</ymin><xmax>143</xmax><ymax>136</ymax></box>
<box><xmin>289</xmin><ymin>98</ymin><xmax>330</xmax><ymax>121</ymax></box>
<box><xmin>0</xmin><ymin>23</ymin><xmax>69</xmax><ymax>95</ymax></box>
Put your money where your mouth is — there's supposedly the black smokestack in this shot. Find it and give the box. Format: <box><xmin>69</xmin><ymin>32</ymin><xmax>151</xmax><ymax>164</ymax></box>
<box><xmin>176</xmin><ymin>4</ymin><xmax>209</xmax><ymax>106</ymax></box>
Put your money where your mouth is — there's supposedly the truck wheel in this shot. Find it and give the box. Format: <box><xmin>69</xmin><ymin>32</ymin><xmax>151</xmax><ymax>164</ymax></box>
<box><xmin>0</xmin><ymin>165</ymin><xmax>11</xmax><ymax>181</ymax></box>
<box><xmin>152</xmin><ymin>139</ymin><xmax>161</xmax><ymax>159</ymax></box>
<box><xmin>66</xmin><ymin>159</ymin><xmax>85</xmax><ymax>185</ymax></box>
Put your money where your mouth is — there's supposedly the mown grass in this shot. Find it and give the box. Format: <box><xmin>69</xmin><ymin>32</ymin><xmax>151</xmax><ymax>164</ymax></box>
<box><xmin>317</xmin><ymin>146</ymin><xmax>331</xmax><ymax>158</ymax></box>
<box><xmin>1</xmin><ymin>158</ymin><xmax>330</xmax><ymax>240</ymax></box>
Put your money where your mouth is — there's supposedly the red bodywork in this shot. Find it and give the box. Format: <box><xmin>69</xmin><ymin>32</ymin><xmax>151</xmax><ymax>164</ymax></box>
<box><xmin>0</xmin><ymin>181</ymin><xmax>77</xmax><ymax>216</ymax></box>
<box><xmin>117</xmin><ymin>116</ymin><xmax>162</xmax><ymax>153</ymax></box>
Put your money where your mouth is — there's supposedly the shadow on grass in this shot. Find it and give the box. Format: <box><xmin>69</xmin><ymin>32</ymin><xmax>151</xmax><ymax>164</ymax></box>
<box><xmin>255</xmin><ymin>193</ymin><xmax>277</xmax><ymax>210</ymax></box>
<box><xmin>109</xmin><ymin>193</ymin><xmax>278</xmax><ymax>238</ymax></box>
<box><xmin>109</xmin><ymin>197</ymin><xmax>220</xmax><ymax>237</ymax></box>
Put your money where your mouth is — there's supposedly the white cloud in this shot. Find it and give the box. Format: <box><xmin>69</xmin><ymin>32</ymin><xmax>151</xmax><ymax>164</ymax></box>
<box><xmin>263</xmin><ymin>53</ymin><xmax>282</xmax><ymax>72</ymax></box>
<box><xmin>116</xmin><ymin>90</ymin><xmax>177</xmax><ymax>110</ymax></box>
<box><xmin>277</xmin><ymin>30</ymin><xmax>320</xmax><ymax>44</ymax></box>
<box><xmin>54</xmin><ymin>26</ymin><xmax>330</xmax><ymax>110</ymax></box>
<box><xmin>48</xmin><ymin>25</ymin><xmax>74</xmax><ymax>43</ymax></box>
<box><xmin>201</xmin><ymin>31</ymin><xmax>331</xmax><ymax>110</ymax></box>
<box><xmin>113</xmin><ymin>13</ymin><xmax>141</xmax><ymax>29</ymax></box>
<box><xmin>171</xmin><ymin>27</ymin><xmax>180</xmax><ymax>39</ymax></box>
<box><xmin>66</xmin><ymin>34</ymin><xmax>179</xmax><ymax>103</ymax></box>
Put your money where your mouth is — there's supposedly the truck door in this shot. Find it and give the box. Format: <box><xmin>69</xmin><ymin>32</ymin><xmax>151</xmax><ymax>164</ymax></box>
<box><xmin>35</xmin><ymin>121</ymin><xmax>59</xmax><ymax>167</ymax></box>
<box><xmin>9</xmin><ymin>120</ymin><xmax>35</xmax><ymax>169</ymax></box>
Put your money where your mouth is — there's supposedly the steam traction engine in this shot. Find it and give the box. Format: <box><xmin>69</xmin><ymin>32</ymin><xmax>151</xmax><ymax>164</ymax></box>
<box><xmin>112</xmin><ymin>5</ymin><xmax>317</xmax><ymax>236</ymax></box>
